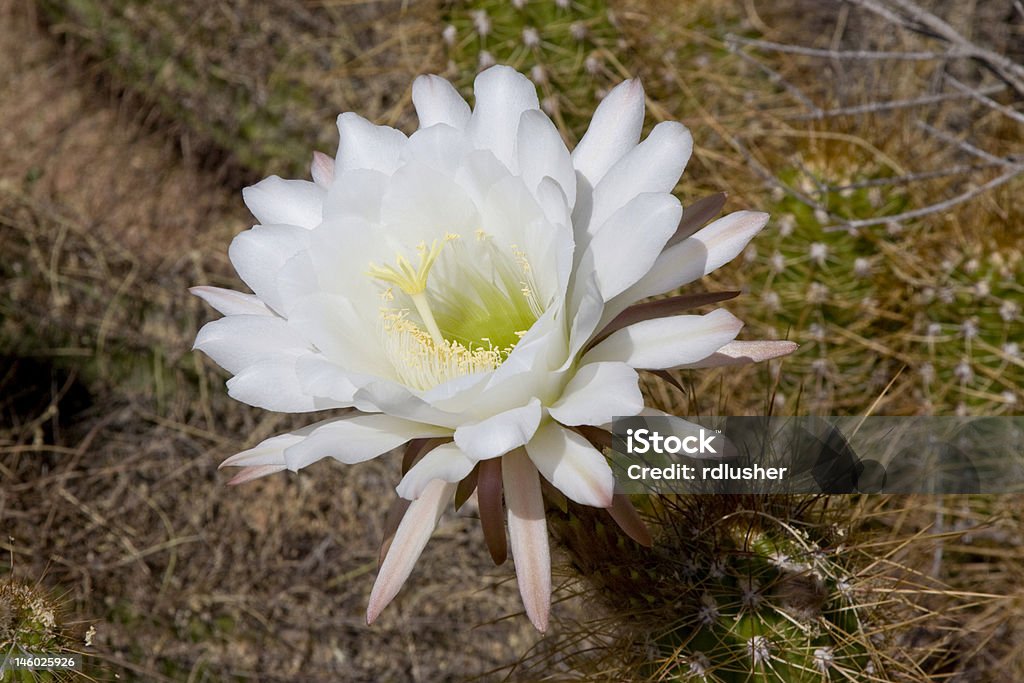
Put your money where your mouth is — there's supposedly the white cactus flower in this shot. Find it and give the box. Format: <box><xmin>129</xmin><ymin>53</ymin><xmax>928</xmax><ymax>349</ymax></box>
<box><xmin>192</xmin><ymin>65</ymin><xmax>795</xmax><ymax>631</ymax></box>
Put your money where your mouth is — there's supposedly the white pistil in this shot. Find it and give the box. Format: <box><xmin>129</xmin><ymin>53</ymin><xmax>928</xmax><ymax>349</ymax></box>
<box><xmin>410</xmin><ymin>291</ymin><xmax>445</xmax><ymax>346</ymax></box>
<box><xmin>367</xmin><ymin>240</ymin><xmax>443</xmax><ymax>296</ymax></box>
<box><xmin>368</xmin><ymin>241</ymin><xmax>448</xmax><ymax>344</ymax></box>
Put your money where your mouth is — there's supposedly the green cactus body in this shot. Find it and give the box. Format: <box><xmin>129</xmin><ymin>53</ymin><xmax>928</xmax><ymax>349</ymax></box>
<box><xmin>443</xmin><ymin>0</ymin><xmax>620</xmax><ymax>140</ymax></box>
<box><xmin>0</xmin><ymin>582</ymin><xmax>78</xmax><ymax>683</ymax></box>
<box><xmin>549</xmin><ymin>496</ymin><xmax>876</xmax><ymax>682</ymax></box>
<box><xmin>745</xmin><ymin>160</ymin><xmax>1022</xmax><ymax>416</ymax></box>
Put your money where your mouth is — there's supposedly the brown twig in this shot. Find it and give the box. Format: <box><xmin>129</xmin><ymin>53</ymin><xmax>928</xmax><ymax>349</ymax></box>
<box><xmin>844</xmin><ymin>0</ymin><xmax>1024</xmax><ymax>95</ymax></box>
<box><xmin>822</xmin><ymin>164</ymin><xmax>1024</xmax><ymax>232</ymax></box>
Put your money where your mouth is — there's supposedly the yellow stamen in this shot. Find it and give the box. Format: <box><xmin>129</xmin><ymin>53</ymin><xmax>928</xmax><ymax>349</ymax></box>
<box><xmin>380</xmin><ymin>311</ymin><xmax>504</xmax><ymax>390</ymax></box>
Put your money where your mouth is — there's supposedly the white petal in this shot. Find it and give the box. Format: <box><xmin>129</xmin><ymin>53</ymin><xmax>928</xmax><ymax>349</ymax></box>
<box><xmin>380</xmin><ymin>161</ymin><xmax>480</xmax><ymax>240</ymax></box>
<box><xmin>190</xmin><ymin>286</ymin><xmax>272</xmax><ymax>317</ymax></box>
<box><xmin>532</xmin><ymin>179</ymin><xmax>576</xmax><ymax>306</ymax></box>
<box><xmin>502</xmin><ymin>449</ymin><xmax>550</xmax><ymax>632</ymax></box>
<box><xmin>242</xmin><ymin>176</ymin><xmax>324</xmax><ymax>229</ymax></box>
<box><xmin>517</xmin><ymin>109</ymin><xmax>576</xmax><ymax>208</ymax></box>
<box><xmin>220</xmin><ymin>438</ymin><xmax>293</xmax><ymax>469</ymax></box>
<box><xmin>219</xmin><ymin>419</ymin><xmax>338</xmax><ymax>469</ymax></box>
<box><xmin>479</xmin><ymin>176</ymin><xmax>559</xmax><ymax>304</ymax></box>
<box><xmin>535</xmin><ymin>175</ymin><xmax>572</xmax><ymax>229</ymax></box>
<box><xmin>352</xmin><ymin>380</ymin><xmax>464</xmax><ymax>429</ymax></box>
<box><xmin>420</xmin><ymin>371</ymin><xmax>491</xmax><ymax>407</ymax></box>
<box><xmin>311</xmin><ymin>151</ymin><xmax>335</xmax><ymax>188</ymax></box>
<box><xmin>583</xmin><ymin>192</ymin><xmax>682</xmax><ymax>300</ymax></box>
<box><xmin>294</xmin><ymin>355</ymin><xmax>378</xmax><ymax>405</ymax></box>
<box><xmin>570</xmin><ymin>176</ymin><xmax>595</xmax><ymax>251</ymax></box>
<box><xmin>564</xmin><ymin>269</ymin><xmax>605</xmax><ymax>365</ymax></box>
<box><xmin>226</xmin><ymin>358</ymin><xmax>343</xmax><ymax>413</ymax></box>
<box><xmin>525</xmin><ymin>422</ymin><xmax>615</xmax><ymax>508</ymax></box>
<box><xmin>675</xmin><ymin>340</ymin><xmax>798</xmax><ymax>368</ymax></box>
<box><xmin>194</xmin><ymin>314</ymin><xmax>311</xmax><ymax>375</ymax></box>
<box><xmin>582</xmin><ymin>308</ymin><xmax>743</xmax><ymax>369</ymax></box>
<box><xmin>227</xmin><ymin>224</ymin><xmax>310</xmax><ymax>314</ymax></box>
<box><xmin>452</xmin><ymin>149</ymin><xmax>512</xmax><ymax>209</ymax></box>
<box><xmin>273</xmin><ymin>249</ymin><xmax>320</xmax><ymax>316</ymax></box>
<box><xmin>286</xmin><ymin>292</ymin><xmax>391</xmax><ymax>375</ymax></box>
<box><xmin>587</xmin><ymin>121</ymin><xmax>692</xmax><ymax>239</ymax></box>
<box><xmin>336</xmin><ymin>112</ymin><xmax>408</xmax><ymax>174</ymax></box>
<box><xmin>281</xmin><ymin>414</ymin><xmax>451</xmax><ymax>471</ymax></box>
<box><xmin>467</xmin><ymin>65</ymin><xmax>540</xmax><ymax>170</ymax></box>
<box><xmin>367</xmin><ymin>479</ymin><xmax>455</xmax><ymax>624</ymax></box>
<box><xmin>303</xmin><ymin>217</ymin><xmax>386</xmax><ymax>324</ymax></box>
<box><xmin>454</xmin><ymin>398</ymin><xmax>543</xmax><ymax>461</ymax></box>
<box><xmin>400</xmin><ymin>124</ymin><xmax>472</xmax><ymax>175</ymax></box>
<box><xmin>396</xmin><ymin>441</ymin><xmax>475</xmax><ymax>500</ymax></box>
<box><xmin>571</xmin><ymin>78</ymin><xmax>645</xmax><ymax>188</ymax></box>
<box><xmin>323</xmin><ymin>169</ymin><xmax>389</xmax><ymax>224</ymax></box>
<box><xmin>549</xmin><ymin>362</ymin><xmax>643</xmax><ymax>426</ymax></box>
<box><xmin>412</xmin><ymin>74</ymin><xmax>471</xmax><ymax>129</ymax></box>
<box><xmin>619</xmin><ymin>210</ymin><xmax>770</xmax><ymax>304</ymax></box>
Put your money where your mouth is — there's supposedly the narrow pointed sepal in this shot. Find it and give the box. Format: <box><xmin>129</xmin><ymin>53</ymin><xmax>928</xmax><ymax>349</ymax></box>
<box><xmin>607</xmin><ymin>494</ymin><xmax>653</xmax><ymax>547</ymax></box>
<box><xmin>502</xmin><ymin>449</ymin><xmax>551</xmax><ymax>632</ymax></box>
<box><xmin>367</xmin><ymin>479</ymin><xmax>455</xmax><ymax>625</ymax></box>
<box><xmin>226</xmin><ymin>464</ymin><xmax>287</xmax><ymax>485</ymax></box>
<box><xmin>401</xmin><ymin>437</ymin><xmax>450</xmax><ymax>474</ymax></box>
<box><xmin>649</xmin><ymin>369</ymin><xmax>687</xmax><ymax>394</ymax></box>
<box><xmin>378</xmin><ymin>496</ymin><xmax>412</xmax><ymax>570</ymax></box>
<box><xmin>589</xmin><ymin>290</ymin><xmax>740</xmax><ymax>349</ymax></box>
<box><xmin>477</xmin><ymin>458</ymin><xmax>507</xmax><ymax>565</ymax></box>
<box><xmin>311</xmin><ymin>151</ymin><xmax>335</xmax><ymax>188</ymax></box>
<box><xmin>674</xmin><ymin>340</ymin><xmax>799</xmax><ymax>368</ymax></box>
<box><xmin>666</xmin><ymin>192</ymin><xmax>727</xmax><ymax>248</ymax></box>
<box><xmin>539</xmin><ymin>478</ymin><xmax>568</xmax><ymax>514</ymax></box>
<box><xmin>575</xmin><ymin>425</ymin><xmax>612</xmax><ymax>451</ymax></box>
<box><xmin>454</xmin><ymin>463</ymin><xmax>480</xmax><ymax>511</ymax></box>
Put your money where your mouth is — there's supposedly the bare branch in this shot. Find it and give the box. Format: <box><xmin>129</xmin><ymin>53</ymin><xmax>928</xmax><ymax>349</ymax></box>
<box><xmin>730</xmin><ymin>1</ymin><xmax>1023</xmax><ymax>238</ymax></box>
<box><xmin>944</xmin><ymin>75</ymin><xmax>1024</xmax><ymax>125</ymax></box>
<box><xmin>914</xmin><ymin>121</ymin><xmax>1016</xmax><ymax>167</ymax></box>
<box><xmin>826</xmin><ymin>162</ymin><xmax>1006</xmax><ymax>191</ymax></box>
<box><xmin>726</xmin><ymin>33</ymin><xmax>966</xmax><ymax>61</ymax></box>
<box><xmin>790</xmin><ymin>84</ymin><xmax>1005</xmax><ymax>120</ymax></box>
<box><xmin>844</xmin><ymin>0</ymin><xmax>1024</xmax><ymax>95</ymax></box>
<box><xmin>822</xmin><ymin>165</ymin><xmax>1024</xmax><ymax>232</ymax></box>
<box><xmin>728</xmin><ymin>42</ymin><xmax>823</xmax><ymax>117</ymax></box>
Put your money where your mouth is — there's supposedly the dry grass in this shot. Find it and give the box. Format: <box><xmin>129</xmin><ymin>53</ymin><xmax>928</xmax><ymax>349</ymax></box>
<box><xmin>2</xmin><ymin>0</ymin><xmax>1023</xmax><ymax>681</ymax></box>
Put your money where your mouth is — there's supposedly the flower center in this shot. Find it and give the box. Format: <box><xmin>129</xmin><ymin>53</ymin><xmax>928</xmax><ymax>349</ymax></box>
<box><xmin>368</xmin><ymin>232</ymin><xmax>542</xmax><ymax>390</ymax></box>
